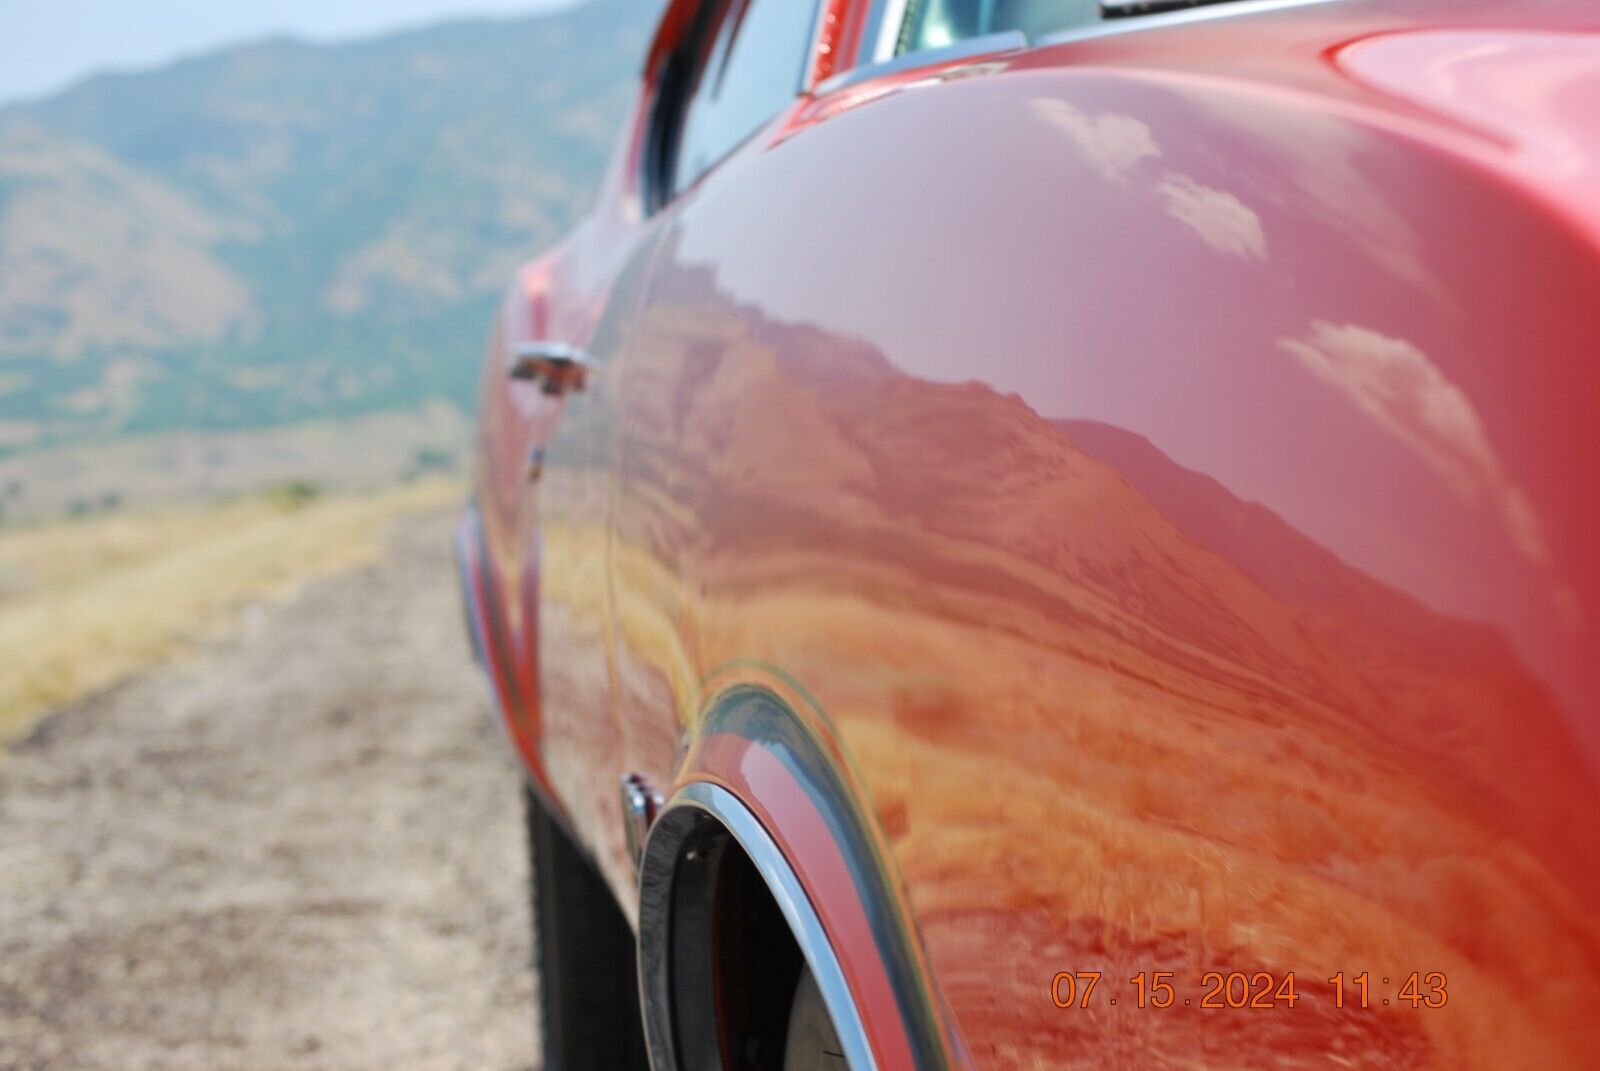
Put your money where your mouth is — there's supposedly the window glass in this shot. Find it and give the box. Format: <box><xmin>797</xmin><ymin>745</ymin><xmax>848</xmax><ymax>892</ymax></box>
<box><xmin>671</xmin><ymin>0</ymin><xmax>817</xmax><ymax>195</ymax></box>
<box><xmin>896</xmin><ymin>0</ymin><xmax>1101</xmax><ymax>54</ymax></box>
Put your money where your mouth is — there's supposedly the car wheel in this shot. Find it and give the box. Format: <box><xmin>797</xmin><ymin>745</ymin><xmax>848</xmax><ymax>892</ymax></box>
<box><xmin>524</xmin><ymin>785</ymin><xmax>650</xmax><ymax>1071</ymax></box>
<box><xmin>783</xmin><ymin>963</ymin><xmax>847</xmax><ymax>1070</ymax></box>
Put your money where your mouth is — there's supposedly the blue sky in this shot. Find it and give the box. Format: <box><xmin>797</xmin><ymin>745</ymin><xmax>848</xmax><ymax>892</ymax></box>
<box><xmin>0</xmin><ymin>0</ymin><xmax>575</xmax><ymax>104</ymax></box>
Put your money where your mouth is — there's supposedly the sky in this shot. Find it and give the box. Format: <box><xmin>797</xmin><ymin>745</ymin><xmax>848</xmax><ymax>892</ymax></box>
<box><xmin>0</xmin><ymin>0</ymin><xmax>576</xmax><ymax>105</ymax></box>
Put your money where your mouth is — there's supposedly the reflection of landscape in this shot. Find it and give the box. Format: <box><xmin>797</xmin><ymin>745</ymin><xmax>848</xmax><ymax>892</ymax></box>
<box><xmin>534</xmin><ymin>259</ymin><xmax>1600</xmax><ymax>1069</ymax></box>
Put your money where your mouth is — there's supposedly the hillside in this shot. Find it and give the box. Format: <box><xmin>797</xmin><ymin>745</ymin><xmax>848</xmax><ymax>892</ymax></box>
<box><xmin>0</xmin><ymin>0</ymin><xmax>652</xmax><ymax>453</ymax></box>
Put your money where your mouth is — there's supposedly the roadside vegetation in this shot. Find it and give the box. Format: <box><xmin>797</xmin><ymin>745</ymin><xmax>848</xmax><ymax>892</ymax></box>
<box><xmin>0</xmin><ymin>477</ymin><xmax>461</xmax><ymax>745</ymax></box>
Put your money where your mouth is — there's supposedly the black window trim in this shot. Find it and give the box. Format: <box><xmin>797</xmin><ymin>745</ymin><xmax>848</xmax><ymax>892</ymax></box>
<box><xmin>642</xmin><ymin>0</ymin><xmax>829</xmax><ymax>215</ymax></box>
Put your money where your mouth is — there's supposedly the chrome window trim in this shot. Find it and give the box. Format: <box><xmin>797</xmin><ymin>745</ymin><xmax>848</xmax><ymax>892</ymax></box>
<box><xmin>846</xmin><ymin>0</ymin><xmax>1342</xmax><ymax>82</ymax></box>
<box><xmin>1035</xmin><ymin>0</ymin><xmax>1342</xmax><ymax>48</ymax></box>
<box><xmin>637</xmin><ymin>781</ymin><xmax>879</xmax><ymax>1071</ymax></box>
<box><xmin>872</xmin><ymin>0</ymin><xmax>911</xmax><ymax>62</ymax></box>
<box><xmin>816</xmin><ymin>29</ymin><xmax>1026</xmax><ymax>95</ymax></box>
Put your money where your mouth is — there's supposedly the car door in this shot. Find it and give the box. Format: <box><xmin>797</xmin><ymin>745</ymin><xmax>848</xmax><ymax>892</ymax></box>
<box><xmin>473</xmin><ymin>152</ymin><xmax>671</xmax><ymax>906</ymax></box>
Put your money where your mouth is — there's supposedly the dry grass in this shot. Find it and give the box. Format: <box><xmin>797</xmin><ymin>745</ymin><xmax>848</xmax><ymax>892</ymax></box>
<box><xmin>0</xmin><ymin>478</ymin><xmax>462</xmax><ymax>745</ymax></box>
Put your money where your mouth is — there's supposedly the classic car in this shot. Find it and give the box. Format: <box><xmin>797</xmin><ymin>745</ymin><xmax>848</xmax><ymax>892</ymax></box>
<box><xmin>455</xmin><ymin>0</ymin><xmax>1600</xmax><ymax>1067</ymax></box>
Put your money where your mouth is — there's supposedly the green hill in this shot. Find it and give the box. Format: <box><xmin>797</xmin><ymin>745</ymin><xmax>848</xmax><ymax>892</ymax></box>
<box><xmin>0</xmin><ymin>0</ymin><xmax>652</xmax><ymax>453</ymax></box>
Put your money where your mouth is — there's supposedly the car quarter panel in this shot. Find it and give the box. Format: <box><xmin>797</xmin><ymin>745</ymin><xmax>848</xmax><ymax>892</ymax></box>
<box><xmin>606</xmin><ymin>12</ymin><xmax>1600</xmax><ymax>1070</ymax></box>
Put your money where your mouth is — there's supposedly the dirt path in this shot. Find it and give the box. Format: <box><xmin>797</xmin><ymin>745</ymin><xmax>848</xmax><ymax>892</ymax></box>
<box><xmin>0</xmin><ymin>509</ymin><xmax>538</xmax><ymax>1070</ymax></box>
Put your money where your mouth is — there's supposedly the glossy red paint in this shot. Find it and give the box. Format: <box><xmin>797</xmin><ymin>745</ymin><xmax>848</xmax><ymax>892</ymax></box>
<box><xmin>1338</xmin><ymin>29</ymin><xmax>1600</xmax><ymax>234</ymax></box>
<box><xmin>464</xmin><ymin>1</ymin><xmax>1600</xmax><ymax>1066</ymax></box>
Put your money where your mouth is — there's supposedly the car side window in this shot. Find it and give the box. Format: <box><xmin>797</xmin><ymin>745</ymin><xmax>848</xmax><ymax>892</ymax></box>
<box><xmin>893</xmin><ymin>0</ymin><xmax>1100</xmax><ymax>56</ymax></box>
<box><xmin>665</xmin><ymin>0</ymin><xmax>817</xmax><ymax>198</ymax></box>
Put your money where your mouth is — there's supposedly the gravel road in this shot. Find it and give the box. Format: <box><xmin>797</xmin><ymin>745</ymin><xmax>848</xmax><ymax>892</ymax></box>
<box><xmin>0</xmin><ymin>509</ymin><xmax>539</xmax><ymax>1070</ymax></box>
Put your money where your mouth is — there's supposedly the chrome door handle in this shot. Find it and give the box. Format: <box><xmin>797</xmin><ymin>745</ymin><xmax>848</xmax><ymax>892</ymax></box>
<box><xmin>508</xmin><ymin>340</ymin><xmax>597</xmax><ymax>397</ymax></box>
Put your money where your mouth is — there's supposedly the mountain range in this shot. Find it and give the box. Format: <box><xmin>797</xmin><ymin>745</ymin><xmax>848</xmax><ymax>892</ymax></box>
<box><xmin>0</xmin><ymin>0</ymin><xmax>653</xmax><ymax>454</ymax></box>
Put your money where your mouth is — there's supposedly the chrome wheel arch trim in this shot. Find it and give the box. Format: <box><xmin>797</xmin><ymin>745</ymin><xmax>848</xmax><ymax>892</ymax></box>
<box><xmin>637</xmin><ymin>780</ymin><xmax>879</xmax><ymax>1071</ymax></box>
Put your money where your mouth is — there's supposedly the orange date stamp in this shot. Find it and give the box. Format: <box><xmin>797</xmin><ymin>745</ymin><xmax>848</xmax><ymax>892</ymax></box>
<box><xmin>1050</xmin><ymin>971</ymin><xmax>1448</xmax><ymax>1010</ymax></box>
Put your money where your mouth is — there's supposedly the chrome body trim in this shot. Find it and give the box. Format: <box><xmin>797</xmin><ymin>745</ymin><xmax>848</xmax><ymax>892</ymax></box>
<box><xmin>620</xmin><ymin>772</ymin><xmax>663</xmax><ymax>876</ymax></box>
<box><xmin>508</xmin><ymin>339</ymin><xmax>597</xmax><ymax>396</ymax></box>
<box><xmin>508</xmin><ymin>339</ymin><xmax>597</xmax><ymax>372</ymax></box>
<box><xmin>637</xmin><ymin>781</ymin><xmax>878</xmax><ymax>1071</ymax></box>
<box><xmin>815</xmin><ymin>30</ymin><xmax>1026</xmax><ymax>95</ymax></box>
<box><xmin>828</xmin><ymin>0</ymin><xmax>1341</xmax><ymax>96</ymax></box>
<box><xmin>872</xmin><ymin>0</ymin><xmax>911</xmax><ymax>62</ymax></box>
<box><xmin>1036</xmin><ymin>0</ymin><xmax>1342</xmax><ymax>47</ymax></box>
<box><xmin>452</xmin><ymin>509</ymin><xmax>491</xmax><ymax>672</ymax></box>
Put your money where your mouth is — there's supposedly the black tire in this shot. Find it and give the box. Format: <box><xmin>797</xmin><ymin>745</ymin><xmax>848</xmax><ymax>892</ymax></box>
<box><xmin>525</xmin><ymin>785</ymin><xmax>651</xmax><ymax>1071</ymax></box>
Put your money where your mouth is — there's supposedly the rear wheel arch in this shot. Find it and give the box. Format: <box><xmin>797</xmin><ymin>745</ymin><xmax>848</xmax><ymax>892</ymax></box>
<box><xmin>638</xmin><ymin>684</ymin><xmax>958</xmax><ymax>1070</ymax></box>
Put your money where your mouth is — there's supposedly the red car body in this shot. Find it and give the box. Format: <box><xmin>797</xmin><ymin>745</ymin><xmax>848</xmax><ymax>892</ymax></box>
<box><xmin>458</xmin><ymin>0</ymin><xmax>1600</xmax><ymax>1066</ymax></box>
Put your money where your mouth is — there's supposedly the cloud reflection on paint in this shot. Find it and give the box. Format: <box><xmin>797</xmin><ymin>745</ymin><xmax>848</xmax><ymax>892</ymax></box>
<box><xmin>1157</xmin><ymin>172</ymin><xmax>1267</xmax><ymax>259</ymax></box>
<box><xmin>1281</xmin><ymin>320</ymin><xmax>1548</xmax><ymax>564</ymax></box>
<box><xmin>1028</xmin><ymin>97</ymin><xmax>1160</xmax><ymax>182</ymax></box>
<box><xmin>1030</xmin><ymin>97</ymin><xmax>1266</xmax><ymax>260</ymax></box>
